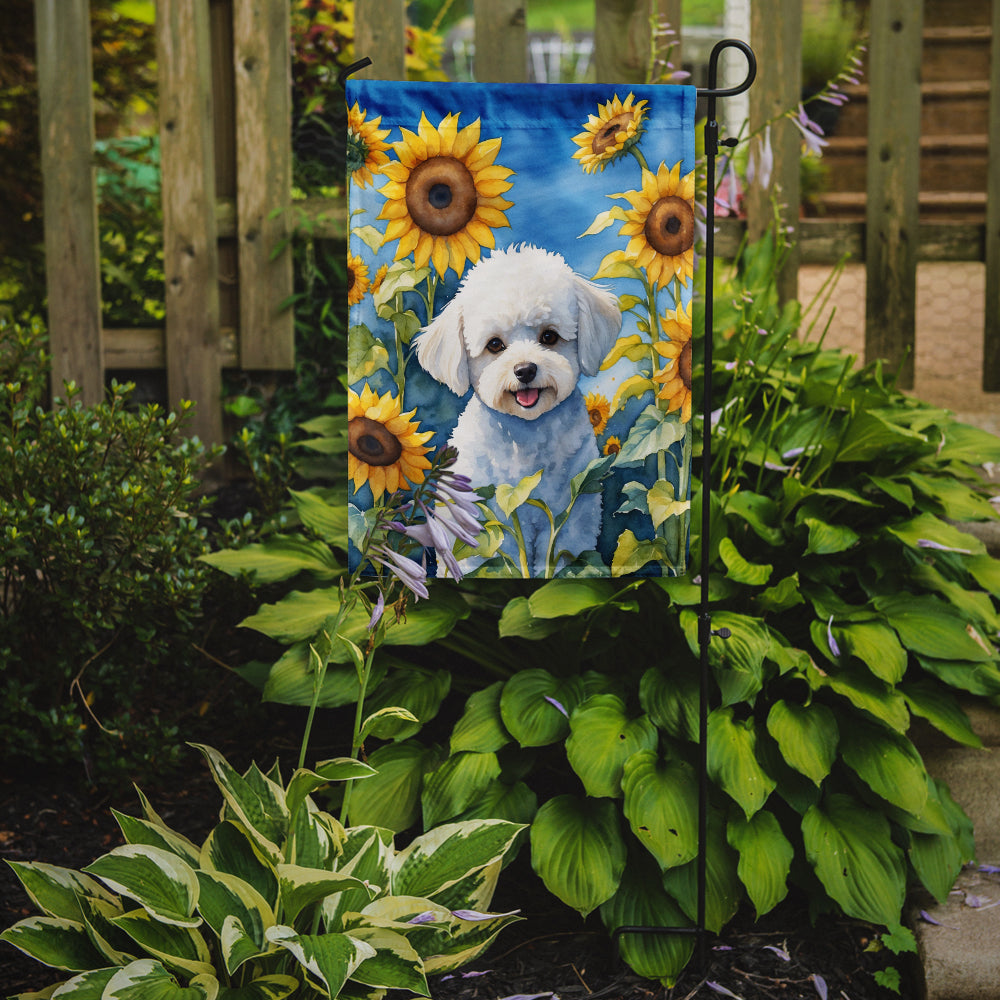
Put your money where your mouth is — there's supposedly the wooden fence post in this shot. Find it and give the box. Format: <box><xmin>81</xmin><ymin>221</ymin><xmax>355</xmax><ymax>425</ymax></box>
<box><xmin>233</xmin><ymin>0</ymin><xmax>294</xmax><ymax>369</ymax></box>
<box><xmin>594</xmin><ymin>0</ymin><xmax>652</xmax><ymax>83</ymax></box>
<box><xmin>354</xmin><ymin>0</ymin><xmax>407</xmax><ymax>80</ymax></box>
<box><xmin>474</xmin><ymin>0</ymin><xmax>527</xmax><ymax>82</ymax></box>
<box><xmin>983</xmin><ymin>0</ymin><xmax>1000</xmax><ymax>391</ymax></box>
<box><xmin>864</xmin><ymin>0</ymin><xmax>923</xmax><ymax>389</ymax></box>
<box><xmin>746</xmin><ymin>0</ymin><xmax>801</xmax><ymax>306</ymax></box>
<box><xmin>34</xmin><ymin>0</ymin><xmax>104</xmax><ymax>405</ymax></box>
<box><xmin>157</xmin><ymin>0</ymin><xmax>223</xmax><ymax>445</ymax></box>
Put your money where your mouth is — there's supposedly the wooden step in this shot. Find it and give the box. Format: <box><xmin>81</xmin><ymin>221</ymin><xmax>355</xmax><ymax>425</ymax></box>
<box><xmin>922</xmin><ymin>25</ymin><xmax>993</xmax><ymax>83</ymax></box>
<box><xmin>812</xmin><ymin>189</ymin><xmax>987</xmax><ymax>222</ymax></box>
<box><xmin>833</xmin><ymin>80</ymin><xmax>991</xmax><ymax>138</ymax></box>
<box><xmin>822</xmin><ymin>134</ymin><xmax>989</xmax><ymax>192</ymax></box>
<box><xmin>922</xmin><ymin>0</ymin><xmax>992</xmax><ymax>28</ymax></box>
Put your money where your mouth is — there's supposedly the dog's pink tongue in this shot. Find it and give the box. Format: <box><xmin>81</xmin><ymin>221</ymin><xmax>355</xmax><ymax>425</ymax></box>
<box><xmin>515</xmin><ymin>388</ymin><xmax>540</xmax><ymax>407</ymax></box>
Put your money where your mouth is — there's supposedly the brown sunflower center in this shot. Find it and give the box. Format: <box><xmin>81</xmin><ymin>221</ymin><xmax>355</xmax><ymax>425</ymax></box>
<box><xmin>349</xmin><ymin>415</ymin><xmax>403</xmax><ymax>467</ymax></box>
<box><xmin>679</xmin><ymin>339</ymin><xmax>693</xmax><ymax>390</ymax></box>
<box><xmin>348</xmin><ymin>267</ymin><xmax>357</xmax><ymax>291</ymax></box>
<box><xmin>405</xmin><ymin>156</ymin><xmax>478</xmax><ymax>237</ymax></box>
<box><xmin>589</xmin><ymin>408</ymin><xmax>603</xmax><ymax>427</ymax></box>
<box><xmin>606</xmin><ymin>440</ymin><xmax>621</xmax><ymax>454</ymax></box>
<box><xmin>592</xmin><ymin>112</ymin><xmax>635</xmax><ymax>154</ymax></box>
<box><xmin>644</xmin><ymin>195</ymin><xmax>695</xmax><ymax>257</ymax></box>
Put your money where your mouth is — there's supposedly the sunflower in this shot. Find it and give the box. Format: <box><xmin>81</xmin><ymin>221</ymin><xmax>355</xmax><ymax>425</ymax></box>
<box><xmin>603</xmin><ymin>436</ymin><xmax>622</xmax><ymax>456</ymax></box>
<box><xmin>348</xmin><ymin>384</ymin><xmax>434</xmax><ymax>502</ymax></box>
<box><xmin>571</xmin><ymin>92</ymin><xmax>649</xmax><ymax>173</ymax></box>
<box><xmin>614</xmin><ymin>161</ymin><xmax>696</xmax><ymax>289</ymax></box>
<box><xmin>377</xmin><ymin>111</ymin><xmax>514</xmax><ymax>278</ymax></box>
<box><xmin>347</xmin><ymin>252</ymin><xmax>370</xmax><ymax>306</ymax></box>
<box><xmin>347</xmin><ymin>102</ymin><xmax>391</xmax><ymax>189</ymax></box>
<box><xmin>652</xmin><ymin>300</ymin><xmax>693</xmax><ymax>422</ymax></box>
<box><xmin>369</xmin><ymin>263</ymin><xmax>389</xmax><ymax>297</ymax></box>
<box><xmin>584</xmin><ymin>392</ymin><xmax>611</xmax><ymax>435</ymax></box>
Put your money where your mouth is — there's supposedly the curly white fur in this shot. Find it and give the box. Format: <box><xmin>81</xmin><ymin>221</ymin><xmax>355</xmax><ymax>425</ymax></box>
<box><xmin>416</xmin><ymin>245</ymin><xmax>622</xmax><ymax>575</ymax></box>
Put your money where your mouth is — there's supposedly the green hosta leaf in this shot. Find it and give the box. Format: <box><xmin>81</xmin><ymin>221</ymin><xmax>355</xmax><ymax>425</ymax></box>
<box><xmin>260</xmin><ymin>644</ymin><xmax>385</xmax><ymax>709</ymax></box>
<box><xmin>660</xmin><ymin>811</ymin><xmax>741</xmax><ymax>933</ymax></box>
<box><xmin>916</xmin><ymin>655</ymin><xmax>1000</xmax><ymax>697</ymax></box>
<box><xmin>724</xmin><ymin>491</ymin><xmax>784</xmax><ymax>546</ymax></box>
<box><xmin>834</xmin><ymin>410</ymin><xmax>927</xmax><ymax>463</ymax></box>
<box><xmin>200</xmin><ymin>822</ymin><xmax>278</xmax><ymax>910</ymax></box>
<box><xmin>103</xmin><ymin>959</ymin><xmax>218</xmax><ymax>1000</ymax></box>
<box><xmin>392</xmin><ymin>820</ymin><xmax>524</xmax><ymax>901</ymax></box>
<box><xmin>765</xmin><ymin>700</ymin><xmax>838</xmax><ymax>786</ymax></box>
<box><xmin>421</xmin><ymin>751</ymin><xmax>502</xmax><ymax>828</ymax></box>
<box><xmin>363</xmin><ymin>667</ymin><xmax>451</xmax><ymax>740</ymax></box>
<box><xmin>707</xmin><ymin>708</ymin><xmax>776</xmax><ymax>819</ymax></box>
<box><xmin>453</xmin><ymin>779</ymin><xmax>538</xmax><ymax>827</ymax></box>
<box><xmin>277</xmin><ymin>865</ymin><xmax>374</xmax><ymax>925</ymax></box>
<box><xmin>812</xmin><ymin>662</ymin><xmax>910</xmax><ymax>732</ymax></box>
<box><xmin>886</xmin><ymin>511</ymin><xmax>985</xmax><ymax>556</ymax></box>
<box><xmin>84</xmin><ymin>846</ymin><xmax>200</xmax><ymax>928</ymax></box>
<box><xmin>495</xmin><ymin>470</ymin><xmax>543</xmax><ymax>518</ymax></box>
<box><xmin>345</xmin><ymin>926</ymin><xmax>428</xmax><ymax>994</ymax></box>
<box><xmin>727</xmin><ymin>811</ymin><xmax>793</xmax><ymax>918</ymax></box>
<box><xmin>499</xmin><ymin>670</ymin><xmax>584</xmax><ymax>747</ymax></box>
<box><xmin>359</xmin><ymin>706</ymin><xmax>421</xmax><ymax>742</ymax></box>
<box><xmin>566</xmin><ymin>695</ymin><xmax>658</xmax><ymax>798</ymax></box>
<box><xmin>833</xmin><ymin>620</ymin><xmax>908</xmax><ymax>683</ymax></box>
<box><xmin>530</xmin><ymin>795</ymin><xmax>626</xmax><ymax>917</ymax></box>
<box><xmin>908</xmin><ymin>780</ymin><xmax>969</xmax><ymax>905</ymax></box>
<box><xmin>347</xmin><ymin>740</ymin><xmax>441</xmax><ymax>832</ymax></box>
<box><xmin>5</xmin><ymin>862</ymin><xmax>118</xmax><ymax>923</ymax></box>
<box><xmin>906</xmin><ymin>472</ymin><xmax>999</xmax><ymax>521</ymax></box>
<box><xmin>901</xmin><ymin>680</ymin><xmax>982</xmax><ymax>748</ymax></box>
<box><xmin>216</xmin><ymin>975</ymin><xmax>299</xmax><ymax>1000</ymax></box>
<box><xmin>599</xmin><ymin>852</ymin><xmax>694</xmax><ymax>987</ymax></box>
<box><xmin>191</xmin><ymin>746</ymin><xmax>287</xmax><ymax>863</ymax></box>
<box><xmin>111</xmin><ymin>908</ymin><xmax>214</xmax><ymax>978</ymax></box>
<box><xmin>718</xmin><ymin>537</ymin><xmax>772</xmax><ymax>586</ymax></box>
<box><xmin>621</xmin><ymin>751</ymin><xmax>698</xmax><ymax>871</ymax></box>
<box><xmin>497</xmin><ymin>596</ymin><xmax>565</xmax><ymax>639</ymax></box>
<box><xmin>639</xmin><ymin>665</ymin><xmax>699</xmax><ymax>742</ymax></box>
<box><xmin>967</xmin><ymin>553</ymin><xmax>1000</xmax><ymax>597</ymax></box>
<box><xmin>265</xmin><ymin>926</ymin><xmax>375</xmax><ymax>998</ymax></box>
<box><xmin>527</xmin><ymin>578</ymin><xmax>617</xmax><ymax>618</ymax></box>
<box><xmin>450</xmin><ymin>682</ymin><xmax>511</xmax><ymax>754</ymax></box>
<box><xmin>200</xmin><ymin>537</ymin><xmax>340</xmax><ymax>584</ymax></box>
<box><xmin>802</xmin><ymin>793</ymin><xmax>906</xmax><ymax>926</ymax></box>
<box><xmin>0</xmin><ymin>916</ymin><xmax>107</xmax><ymax>971</ymax></box>
<box><xmin>112</xmin><ymin>812</ymin><xmax>201</xmax><ymax>868</ymax></box>
<box><xmin>288</xmin><ymin>488</ymin><xmax>348</xmax><ymax>546</ymax></box>
<box><xmin>803</xmin><ymin>517</ymin><xmax>859</xmax><ymax>555</ymax></box>
<box><xmin>839</xmin><ymin>718</ymin><xmax>929</xmax><ymax>817</ymax></box>
<box><xmin>756</xmin><ymin>573</ymin><xmax>805</xmax><ymax>614</ymax></box>
<box><xmin>680</xmin><ymin>610</ymin><xmax>771</xmax><ymax>706</ymax></box>
<box><xmin>874</xmin><ymin>594</ymin><xmax>995</xmax><ymax>662</ymax></box>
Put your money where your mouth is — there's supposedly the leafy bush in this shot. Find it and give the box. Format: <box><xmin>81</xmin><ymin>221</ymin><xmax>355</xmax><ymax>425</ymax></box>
<box><xmin>0</xmin><ymin>317</ymin><xmax>220</xmax><ymax>783</ymax></box>
<box><xmin>1</xmin><ymin>744</ymin><xmax>524</xmax><ymax>998</ymax></box>
<box><xmin>205</xmin><ymin>232</ymin><xmax>1000</xmax><ymax>985</ymax></box>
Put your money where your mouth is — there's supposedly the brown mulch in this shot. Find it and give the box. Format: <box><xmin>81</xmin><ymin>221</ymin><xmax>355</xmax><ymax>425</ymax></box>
<box><xmin>1</xmin><ymin>744</ymin><xmax>914</xmax><ymax>1000</ymax></box>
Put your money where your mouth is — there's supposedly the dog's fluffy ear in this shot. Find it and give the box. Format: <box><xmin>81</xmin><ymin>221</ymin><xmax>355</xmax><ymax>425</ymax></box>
<box><xmin>574</xmin><ymin>277</ymin><xmax>623</xmax><ymax>375</ymax></box>
<box><xmin>415</xmin><ymin>299</ymin><xmax>471</xmax><ymax>396</ymax></box>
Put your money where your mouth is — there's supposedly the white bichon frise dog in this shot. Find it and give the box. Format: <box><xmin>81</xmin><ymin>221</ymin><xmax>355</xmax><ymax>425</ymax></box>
<box><xmin>415</xmin><ymin>244</ymin><xmax>622</xmax><ymax>575</ymax></box>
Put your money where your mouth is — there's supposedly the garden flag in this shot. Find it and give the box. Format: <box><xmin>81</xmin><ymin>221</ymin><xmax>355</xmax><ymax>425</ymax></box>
<box><xmin>346</xmin><ymin>79</ymin><xmax>697</xmax><ymax>578</ymax></box>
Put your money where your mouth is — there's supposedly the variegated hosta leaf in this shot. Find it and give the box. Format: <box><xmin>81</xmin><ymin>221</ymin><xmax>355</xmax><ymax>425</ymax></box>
<box><xmin>421</xmin><ymin>751</ymin><xmax>502</xmax><ymax>828</ymax></box>
<box><xmin>765</xmin><ymin>700</ymin><xmax>838</xmax><ymax>786</ymax></box>
<box><xmin>276</xmin><ymin>864</ymin><xmax>375</xmax><ymax>925</ymax></box>
<box><xmin>44</xmin><ymin>966</ymin><xmax>118</xmax><ymax>997</ymax></box>
<box><xmin>265</xmin><ymin>925</ymin><xmax>376</xmax><ymax>998</ymax></box>
<box><xmin>0</xmin><ymin>916</ymin><xmax>107</xmax><ymax>972</ymax></box>
<box><xmin>285</xmin><ymin>760</ymin><xmax>375</xmax><ymax>824</ymax></box>
<box><xmin>621</xmin><ymin>751</ymin><xmax>699</xmax><ymax>871</ymax></box>
<box><xmin>706</xmin><ymin>707</ymin><xmax>776</xmax><ymax>819</ymax></box>
<box><xmin>195</xmin><ymin>870</ymin><xmax>274</xmax><ymax>974</ymax></box>
<box><xmin>421</xmin><ymin>859</ymin><xmax>501</xmax><ymax>916</ymax></box>
<box><xmin>726</xmin><ymin>810</ymin><xmax>793</xmax><ymax>918</ymax></box>
<box><xmin>287</xmin><ymin>802</ymin><xmax>343</xmax><ymax>870</ymax></box>
<box><xmin>529</xmin><ymin>795</ymin><xmax>626</xmax><ymax>917</ymax></box>
<box><xmin>214</xmin><ymin>974</ymin><xmax>300</xmax><ymax>1000</ymax></box>
<box><xmin>565</xmin><ymin>695</ymin><xmax>658</xmax><ymax>798</ymax></box>
<box><xmin>421</xmin><ymin>906</ymin><xmax>523</xmax><ymax>975</ymax></box>
<box><xmin>83</xmin><ymin>845</ymin><xmax>201</xmax><ymax>928</ymax></box>
<box><xmin>200</xmin><ymin>822</ymin><xmax>278</xmax><ymax>910</ymax></box>
<box><xmin>102</xmin><ymin>958</ymin><xmax>218</xmax><ymax>1000</ymax></box>
<box><xmin>599</xmin><ymin>853</ymin><xmax>694</xmax><ymax>987</ymax></box>
<box><xmin>110</xmin><ymin>908</ymin><xmax>214</xmax><ymax>979</ymax></box>
<box><xmin>191</xmin><ymin>746</ymin><xmax>288</xmax><ymax>863</ymax></box>
<box><xmin>112</xmin><ymin>811</ymin><xmax>201</xmax><ymax>868</ymax></box>
<box><xmin>77</xmin><ymin>894</ymin><xmax>136</xmax><ymax>966</ymax></box>
<box><xmin>802</xmin><ymin>793</ymin><xmax>906</xmax><ymax>926</ymax></box>
<box><xmin>4</xmin><ymin>861</ymin><xmax>118</xmax><ymax>922</ymax></box>
<box><xmin>450</xmin><ymin>682</ymin><xmax>511</xmax><ymax>754</ymax></box>
<box><xmin>323</xmin><ymin>828</ymin><xmax>393</xmax><ymax>931</ymax></box>
<box><xmin>391</xmin><ymin>820</ymin><xmax>524</xmax><ymax>901</ymax></box>
<box><xmin>661</xmin><ymin>811</ymin><xmax>742</xmax><ymax>934</ymax></box>
<box><xmin>344</xmin><ymin>926</ymin><xmax>429</xmax><ymax>995</ymax></box>
<box><xmin>499</xmin><ymin>669</ymin><xmax>585</xmax><ymax>747</ymax></box>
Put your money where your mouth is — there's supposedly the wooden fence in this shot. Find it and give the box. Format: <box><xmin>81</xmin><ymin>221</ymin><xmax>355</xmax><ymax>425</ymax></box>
<box><xmin>33</xmin><ymin>0</ymin><xmax>1000</xmax><ymax>446</ymax></box>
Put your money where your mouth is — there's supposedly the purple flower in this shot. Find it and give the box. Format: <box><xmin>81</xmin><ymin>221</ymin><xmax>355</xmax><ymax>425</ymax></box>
<box><xmin>763</xmin><ymin>944</ymin><xmax>790</xmax><ymax>961</ymax></box>
<box><xmin>791</xmin><ymin>104</ymin><xmax>828</xmax><ymax>156</ymax></box>
<box><xmin>367</xmin><ymin>590</ymin><xmax>385</xmax><ymax>631</ymax></box>
<box><xmin>917</xmin><ymin>538</ymin><xmax>973</xmax><ymax>554</ymax></box>
<box><xmin>451</xmin><ymin>908</ymin><xmax>520</xmax><ymax>921</ymax></box>
<box><xmin>827</xmin><ymin>616</ymin><xmax>841</xmax><ymax>657</ymax></box>
<box><xmin>812</xmin><ymin>974</ymin><xmax>828</xmax><ymax>1000</ymax></box>
<box><xmin>544</xmin><ymin>695</ymin><xmax>569</xmax><ymax>718</ymax></box>
<box><xmin>370</xmin><ymin>544</ymin><xmax>429</xmax><ymax>600</ymax></box>
<box><xmin>706</xmin><ymin>983</ymin><xmax>742</xmax><ymax>999</ymax></box>
<box><xmin>407</xmin><ymin>911</ymin><xmax>438</xmax><ymax>925</ymax></box>
<box><xmin>747</xmin><ymin>125</ymin><xmax>774</xmax><ymax>190</ymax></box>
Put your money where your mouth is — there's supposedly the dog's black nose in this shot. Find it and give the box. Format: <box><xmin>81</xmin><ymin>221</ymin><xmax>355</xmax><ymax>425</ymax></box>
<box><xmin>514</xmin><ymin>362</ymin><xmax>537</xmax><ymax>384</ymax></box>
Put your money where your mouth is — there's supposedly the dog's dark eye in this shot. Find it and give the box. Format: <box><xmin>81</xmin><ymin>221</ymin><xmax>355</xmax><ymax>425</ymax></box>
<box><xmin>539</xmin><ymin>329</ymin><xmax>560</xmax><ymax>346</ymax></box>
<box><xmin>486</xmin><ymin>337</ymin><xmax>506</xmax><ymax>354</ymax></box>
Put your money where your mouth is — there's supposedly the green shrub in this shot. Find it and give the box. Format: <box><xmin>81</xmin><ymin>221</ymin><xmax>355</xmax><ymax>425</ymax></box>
<box><xmin>0</xmin><ymin>317</ymin><xmax>220</xmax><ymax>783</ymax></box>
<box><xmin>1</xmin><ymin>744</ymin><xmax>524</xmax><ymax>998</ymax></box>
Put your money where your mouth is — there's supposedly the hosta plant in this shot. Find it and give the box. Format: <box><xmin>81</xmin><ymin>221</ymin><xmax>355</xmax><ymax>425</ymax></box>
<box><xmin>1</xmin><ymin>744</ymin><xmax>523</xmax><ymax>999</ymax></box>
